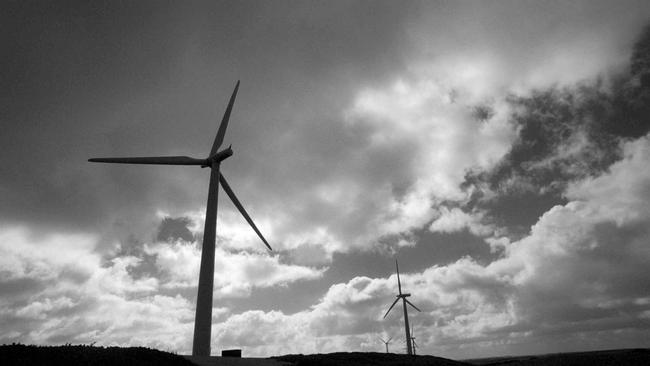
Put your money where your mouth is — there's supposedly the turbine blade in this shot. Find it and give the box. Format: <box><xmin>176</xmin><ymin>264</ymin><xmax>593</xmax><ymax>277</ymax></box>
<box><xmin>405</xmin><ymin>299</ymin><xmax>421</xmax><ymax>312</ymax></box>
<box><xmin>88</xmin><ymin>156</ymin><xmax>205</xmax><ymax>165</ymax></box>
<box><xmin>396</xmin><ymin>259</ymin><xmax>402</xmax><ymax>295</ymax></box>
<box><xmin>210</xmin><ymin>81</ymin><xmax>240</xmax><ymax>157</ymax></box>
<box><xmin>383</xmin><ymin>298</ymin><xmax>400</xmax><ymax>319</ymax></box>
<box><xmin>219</xmin><ymin>173</ymin><xmax>272</xmax><ymax>251</ymax></box>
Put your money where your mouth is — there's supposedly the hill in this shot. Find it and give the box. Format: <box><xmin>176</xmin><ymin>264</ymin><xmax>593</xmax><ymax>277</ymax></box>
<box><xmin>0</xmin><ymin>345</ymin><xmax>468</xmax><ymax>366</ymax></box>
<box><xmin>272</xmin><ymin>352</ymin><xmax>470</xmax><ymax>366</ymax></box>
<box><xmin>463</xmin><ymin>348</ymin><xmax>650</xmax><ymax>366</ymax></box>
<box><xmin>0</xmin><ymin>344</ymin><xmax>195</xmax><ymax>366</ymax></box>
<box><xmin>3</xmin><ymin>345</ymin><xmax>649</xmax><ymax>366</ymax></box>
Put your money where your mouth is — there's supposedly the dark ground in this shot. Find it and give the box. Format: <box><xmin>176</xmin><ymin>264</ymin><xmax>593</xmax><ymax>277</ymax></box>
<box><xmin>463</xmin><ymin>348</ymin><xmax>650</xmax><ymax>366</ymax></box>
<box><xmin>272</xmin><ymin>352</ymin><xmax>469</xmax><ymax>366</ymax></box>
<box><xmin>2</xmin><ymin>345</ymin><xmax>650</xmax><ymax>366</ymax></box>
<box><xmin>0</xmin><ymin>344</ymin><xmax>195</xmax><ymax>366</ymax></box>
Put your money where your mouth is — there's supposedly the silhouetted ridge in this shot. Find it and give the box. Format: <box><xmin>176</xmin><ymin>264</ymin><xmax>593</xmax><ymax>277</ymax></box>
<box><xmin>273</xmin><ymin>352</ymin><xmax>470</xmax><ymax>366</ymax></box>
<box><xmin>464</xmin><ymin>348</ymin><xmax>650</xmax><ymax>366</ymax></box>
<box><xmin>0</xmin><ymin>344</ymin><xmax>195</xmax><ymax>366</ymax></box>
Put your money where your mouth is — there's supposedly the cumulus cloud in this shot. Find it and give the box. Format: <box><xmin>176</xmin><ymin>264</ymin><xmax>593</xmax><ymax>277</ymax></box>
<box><xmin>0</xmin><ymin>227</ymin><xmax>192</xmax><ymax>349</ymax></box>
<box><xmin>429</xmin><ymin>207</ymin><xmax>494</xmax><ymax>237</ymax></box>
<box><xmin>208</xmin><ymin>134</ymin><xmax>650</xmax><ymax>358</ymax></box>
<box><xmin>565</xmin><ymin>135</ymin><xmax>650</xmax><ymax>224</ymax></box>
<box><xmin>0</xmin><ymin>228</ymin><xmax>98</xmax><ymax>283</ymax></box>
<box><xmin>430</xmin><ymin>136</ymin><xmax>650</xmax><ymax>356</ymax></box>
<box><xmin>211</xmin><ymin>275</ymin><xmax>398</xmax><ymax>355</ymax></box>
<box><xmin>241</xmin><ymin>64</ymin><xmax>519</xmax><ymax>256</ymax></box>
<box><xmin>0</xmin><ymin>222</ymin><xmax>324</xmax><ymax>352</ymax></box>
<box><xmin>3</xmin><ymin>0</ymin><xmax>646</xmax><ymax>264</ymax></box>
<box><xmin>144</xmin><ymin>240</ymin><xmax>324</xmax><ymax>297</ymax></box>
<box><xmin>1</xmin><ymin>135</ymin><xmax>649</xmax><ymax>357</ymax></box>
<box><xmin>259</xmin><ymin>1</ymin><xmax>650</xmax><ymax>255</ymax></box>
<box><xmin>313</xmin><ymin>76</ymin><xmax>516</xmax><ymax>250</ymax></box>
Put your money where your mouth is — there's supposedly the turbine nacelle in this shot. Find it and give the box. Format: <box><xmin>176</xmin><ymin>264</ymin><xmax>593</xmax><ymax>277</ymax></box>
<box><xmin>202</xmin><ymin>145</ymin><xmax>233</xmax><ymax>167</ymax></box>
<box><xmin>397</xmin><ymin>293</ymin><xmax>411</xmax><ymax>298</ymax></box>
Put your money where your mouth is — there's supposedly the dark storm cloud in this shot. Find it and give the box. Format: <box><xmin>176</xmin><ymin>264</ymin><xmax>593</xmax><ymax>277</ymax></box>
<box><xmin>3</xmin><ymin>0</ymin><xmax>648</xmax><ymax>254</ymax></box>
<box><xmin>460</xmin><ymin>26</ymin><xmax>650</xmax><ymax>236</ymax></box>
<box><xmin>156</xmin><ymin>217</ymin><xmax>194</xmax><ymax>242</ymax></box>
<box><xmin>1</xmin><ymin>1</ymin><xmax>199</xmax><ymax>231</ymax></box>
<box><xmin>0</xmin><ymin>1</ymin><xmax>417</xmax><ymax>247</ymax></box>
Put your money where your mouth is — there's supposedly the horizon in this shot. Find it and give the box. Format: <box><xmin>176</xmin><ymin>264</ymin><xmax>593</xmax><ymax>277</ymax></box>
<box><xmin>0</xmin><ymin>342</ymin><xmax>647</xmax><ymax>360</ymax></box>
<box><xmin>2</xmin><ymin>0</ymin><xmax>650</xmax><ymax>360</ymax></box>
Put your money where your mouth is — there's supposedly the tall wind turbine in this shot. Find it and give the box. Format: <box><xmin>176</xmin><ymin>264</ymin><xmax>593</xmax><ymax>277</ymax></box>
<box><xmin>383</xmin><ymin>259</ymin><xmax>421</xmax><ymax>355</ymax></box>
<box><xmin>379</xmin><ymin>336</ymin><xmax>392</xmax><ymax>353</ymax></box>
<box><xmin>89</xmin><ymin>81</ymin><xmax>272</xmax><ymax>356</ymax></box>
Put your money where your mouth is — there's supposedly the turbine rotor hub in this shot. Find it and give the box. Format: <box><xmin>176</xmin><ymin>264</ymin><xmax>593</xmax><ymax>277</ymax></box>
<box><xmin>209</xmin><ymin>146</ymin><xmax>233</xmax><ymax>164</ymax></box>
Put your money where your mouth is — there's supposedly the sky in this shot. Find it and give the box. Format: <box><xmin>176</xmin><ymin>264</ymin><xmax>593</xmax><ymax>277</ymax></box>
<box><xmin>2</xmin><ymin>0</ymin><xmax>650</xmax><ymax>360</ymax></box>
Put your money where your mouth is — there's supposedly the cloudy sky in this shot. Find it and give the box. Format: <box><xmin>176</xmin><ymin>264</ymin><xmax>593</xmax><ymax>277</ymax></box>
<box><xmin>2</xmin><ymin>0</ymin><xmax>650</xmax><ymax>360</ymax></box>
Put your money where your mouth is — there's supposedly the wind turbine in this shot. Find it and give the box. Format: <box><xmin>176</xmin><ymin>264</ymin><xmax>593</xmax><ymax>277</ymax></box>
<box><xmin>410</xmin><ymin>328</ymin><xmax>418</xmax><ymax>356</ymax></box>
<box><xmin>379</xmin><ymin>336</ymin><xmax>392</xmax><ymax>353</ymax></box>
<box><xmin>89</xmin><ymin>81</ymin><xmax>272</xmax><ymax>356</ymax></box>
<box><xmin>383</xmin><ymin>259</ymin><xmax>420</xmax><ymax>355</ymax></box>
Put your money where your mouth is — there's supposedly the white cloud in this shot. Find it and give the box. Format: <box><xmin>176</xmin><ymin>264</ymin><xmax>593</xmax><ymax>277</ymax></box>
<box><xmin>15</xmin><ymin>297</ymin><xmax>76</xmax><ymax>320</ymax></box>
<box><xmin>2</xmin><ymin>130</ymin><xmax>649</xmax><ymax>357</ymax></box>
<box><xmin>91</xmin><ymin>256</ymin><xmax>159</xmax><ymax>295</ymax></box>
<box><xmin>160</xmin><ymin>2</ymin><xmax>649</xmax><ymax>262</ymax></box>
<box><xmin>0</xmin><ymin>227</ymin><xmax>195</xmax><ymax>350</ymax></box>
<box><xmin>144</xmin><ymin>241</ymin><xmax>325</xmax><ymax>297</ymax></box>
<box><xmin>0</xmin><ymin>224</ymin><xmax>324</xmax><ymax>352</ymax></box>
<box><xmin>0</xmin><ymin>227</ymin><xmax>98</xmax><ymax>282</ymax></box>
<box><xmin>565</xmin><ymin>135</ymin><xmax>650</xmax><ymax>225</ymax></box>
<box><xmin>243</xmin><ymin>0</ymin><xmax>650</xmax><ymax>259</ymax></box>
<box><xmin>343</xmin><ymin>76</ymin><xmax>516</xmax><ymax>246</ymax></box>
<box><xmin>429</xmin><ymin>207</ymin><xmax>494</xmax><ymax>237</ymax></box>
<box><xmin>206</xmin><ymin>134</ymin><xmax>650</xmax><ymax>359</ymax></box>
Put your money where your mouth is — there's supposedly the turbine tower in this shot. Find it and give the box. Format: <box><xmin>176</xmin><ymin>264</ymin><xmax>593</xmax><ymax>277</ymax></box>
<box><xmin>89</xmin><ymin>81</ymin><xmax>272</xmax><ymax>356</ymax></box>
<box><xmin>383</xmin><ymin>259</ymin><xmax>421</xmax><ymax>355</ymax></box>
<box><xmin>379</xmin><ymin>336</ymin><xmax>392</xmax><ymax>353</ymax></box>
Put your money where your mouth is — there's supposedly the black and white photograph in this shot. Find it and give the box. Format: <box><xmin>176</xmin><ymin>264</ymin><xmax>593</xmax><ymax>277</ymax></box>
<box><xmin>2</xmin><ymin>1</ymin><xmax>650</xmax><ymax>365</ymax></box>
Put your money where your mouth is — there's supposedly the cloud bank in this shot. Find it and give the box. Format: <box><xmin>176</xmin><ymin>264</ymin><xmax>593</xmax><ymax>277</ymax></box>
<box><xmin>207</xmin><ymin>135</ymin><xmax>650</xmax><ymax>358</ymax></box>
<box><xmin>2</xmin><ymin>134</ymin><xmax>648</xmax><ymax>358</ymax></box>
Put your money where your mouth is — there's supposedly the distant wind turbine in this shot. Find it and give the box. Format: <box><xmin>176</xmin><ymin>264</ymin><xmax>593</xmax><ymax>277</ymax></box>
<box><xmin>89</xmin><ymin>81</ymin><xmax>272</xmax><ymax>356</ymax></box>
<box><xmin>410</xmin><ymin>328</ymin><xmax>418</xmax><ymax>356</ymax></box>
<box><xmin>379</xmin><ymin>336</ymin><xmax>392</xmax><ymax>353</ymax></box>
<box><xmin>383</xmin><ymin>259</ymin><xmax>421</xmax><ymax>356</ymax></box>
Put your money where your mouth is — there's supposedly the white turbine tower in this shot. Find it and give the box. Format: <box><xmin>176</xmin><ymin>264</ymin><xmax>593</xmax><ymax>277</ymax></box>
<box><xmin>379</xmin><ymin>336</ymin><xmax>392</xmax><ymax>353</ymax></box>
<box><xmin>383</xmin><ymin>259</ymin><xmax>421</xmax><ymax>355</ymax></box>
<box><xmin>89</xmin><ymin>81</ymin><xmax>272</xmax><ymax>356</ymax></box>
